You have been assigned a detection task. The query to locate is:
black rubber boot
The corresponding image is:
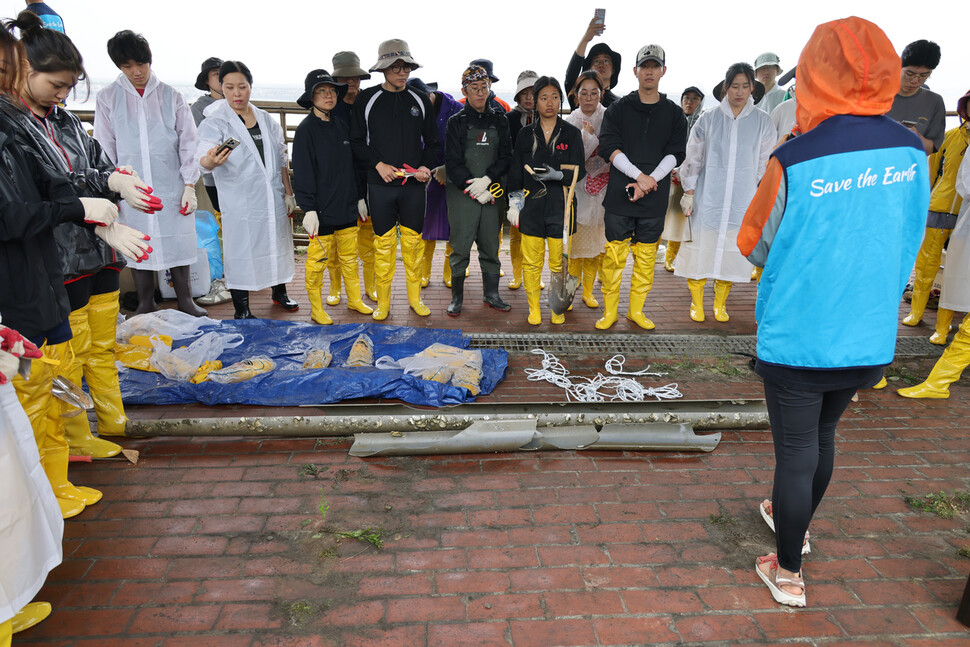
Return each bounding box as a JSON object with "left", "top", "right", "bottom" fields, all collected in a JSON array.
[
  {"left": 446, "top": 276, "right": 464, "bottom": 317},
  {"left": 170, "top": 265, "right": 207, "bottom": 317},
  {"left": 482, "top": 272, "right": 511, "bottom": 311},
  {"left": 131, "top": 268, "right": 158, "bottom": 315},
  {"left": 231, "top": 289, "right": 256, "bottom": 319},
  {"left": 272, "top": 284, "right": 299, "bottom": 311}
]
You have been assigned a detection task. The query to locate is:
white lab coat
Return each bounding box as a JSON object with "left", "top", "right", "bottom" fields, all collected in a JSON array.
[
  {"left": 564, "top": 104, "right": 608, "bottom": 259},
  {"left": 94, "top": 72, "right": 199, "bottom": 271},
  {"left": 0, "top": 382, "right": 62, "bottom": 623},
  {"left": 939, "top": 153, "right": 970, "bottom": 311},
  {"left": 196, "top": 100, "right": 293, "bottom": 291},
  {"left": 674, "top": 96, "right": 776, "bottom": 282}
]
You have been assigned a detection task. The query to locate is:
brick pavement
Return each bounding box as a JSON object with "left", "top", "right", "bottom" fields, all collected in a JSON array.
[{"left": 14, "top": 250, "right": 970, "bottom": 645}]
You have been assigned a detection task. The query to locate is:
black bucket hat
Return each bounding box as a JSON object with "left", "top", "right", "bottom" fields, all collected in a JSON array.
[
  {"left": 469, "top": 58, "right": 499, "bottom": 83},
  {"left": 584, "top": 43, "right": 621, "bottom": 90},
  {"left": 194, "top": 57, "right": 224, "bottom": 91},
  {"left": 297, "top": 69, "right": 347, "bottom": 109},
  {"left": 407, "top": 78, "right": 438, "bottom": 95},
  {"left": 712, "top": 79, "right": 766, "bottom": 104}
]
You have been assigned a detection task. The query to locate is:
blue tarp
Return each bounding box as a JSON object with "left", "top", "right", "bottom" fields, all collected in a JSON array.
[{"left": 118, "top": 320, "right": 508, "bottom": 407}]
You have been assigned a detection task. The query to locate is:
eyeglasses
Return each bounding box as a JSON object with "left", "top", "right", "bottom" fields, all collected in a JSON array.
[
  {"left": 388, "top": 64, "right": 412, "bottom": 74},
  {"left": 903, "top": 70, "right": 932, "bottom": 81},
  {"left": 466, "top": 85, "right": 489, "bottom": 94},
  {"left": 591, "top": 57, "right": 612, "bottom": 67}
]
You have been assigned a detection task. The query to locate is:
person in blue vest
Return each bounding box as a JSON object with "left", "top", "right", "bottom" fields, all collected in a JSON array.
[
  {"left": 737, "top": 17, "right": 930, "bottom": 608},
  {"left": 23, "top": 0, "right": 63, "bottom": 33}
]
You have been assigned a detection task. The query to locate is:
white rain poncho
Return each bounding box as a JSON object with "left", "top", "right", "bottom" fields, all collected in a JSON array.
[
  {"left": 196, "top": 100, "right": 294, "bottom": 291},
  {"left": 0, "top": 383, "right": 62, "bottom": 623},
  {"left": 564, "top": 103, "right": 608, "bottom": 259},
  {"left": 94, "top": 72, "right": 199, "bottom": 271},
  {"left": 674, "top": 96, "right": 776, "bottom": 282},
  {"left": 940, "top": 152, "right": 970, "bottom": 311}
]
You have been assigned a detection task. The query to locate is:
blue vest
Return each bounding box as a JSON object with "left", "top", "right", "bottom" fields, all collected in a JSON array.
[{"left": 757, "top": 114, "right": 929, "bottom": 369}]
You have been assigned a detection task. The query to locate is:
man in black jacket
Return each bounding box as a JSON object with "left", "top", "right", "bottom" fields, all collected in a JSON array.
[
  {"left": 444, "top": 65, "right": 513, "bottom": 316},
  {"left": 595, "top": 44, "right": 687, "bottom": 331},
  {"left": 350, "top": 39, "right": 438, "bottom": 320}
]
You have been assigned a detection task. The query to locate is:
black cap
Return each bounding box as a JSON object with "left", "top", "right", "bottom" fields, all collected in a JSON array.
[
  {"left": 469, "top": 58, "right": 499, "bottom": 82},
  {"left": 681, "top": 86, "right": 704, "bottom": 100},
  {"left": 297, "top": 69, "right": 347, "bottom": 110},
  {"left": 407, "top": 78, "right": 438, "bottom": 95},
  {"left": 195, "top": 57, "right": 224, "bottom": 91}
]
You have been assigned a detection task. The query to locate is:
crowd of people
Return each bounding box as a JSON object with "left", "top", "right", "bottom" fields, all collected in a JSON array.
[{"left": 0, "top": 2, "right": 966, "bottom": 638}]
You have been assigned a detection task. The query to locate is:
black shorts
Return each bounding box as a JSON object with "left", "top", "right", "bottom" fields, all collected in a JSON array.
[
  {"left": 367, "top": 182, "right": 426, "bottom": 236},
  {"left": 604, "top": 211, "right": 663, "bottom": 245}
]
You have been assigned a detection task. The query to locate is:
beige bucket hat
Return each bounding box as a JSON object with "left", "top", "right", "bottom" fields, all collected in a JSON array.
[{"left": 369, "top": 39, "right": 421, "bottom": 73}]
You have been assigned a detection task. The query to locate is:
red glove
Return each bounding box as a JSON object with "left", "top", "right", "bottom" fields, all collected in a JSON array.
[{"left": 0, "top": 325, "right": 42, "bottom": 359}]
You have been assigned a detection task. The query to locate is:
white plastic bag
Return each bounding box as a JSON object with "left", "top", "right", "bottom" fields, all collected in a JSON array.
[
  {"left": 148, "top": 331, "right": 243, "bottom": 382},
  {"left": 117, "top": 310, "right": 220, "bottom": 343}
]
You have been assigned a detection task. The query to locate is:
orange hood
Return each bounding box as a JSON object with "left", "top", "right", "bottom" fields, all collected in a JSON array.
[{"left": 796, "top": 17, "right": 900, "bottom": 133}]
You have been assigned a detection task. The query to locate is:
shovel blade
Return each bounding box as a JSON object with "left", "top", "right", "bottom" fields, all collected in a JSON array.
[{"left": 547, "top": 272, "right": 580, "bottom": 315}]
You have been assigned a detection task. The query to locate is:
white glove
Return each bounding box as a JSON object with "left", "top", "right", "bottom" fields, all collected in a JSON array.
[
  {"left": 179, "top": 185, "right": 197, "bottom": 215},
  {"left": 357, "top": 198, "right": 368, "bottom": 221},
  {"left": 302, "top": 210, "right": 319, "bottom": 238},
  {"left": 285, "top": 194, "right": 298, "bottom": 216},
  {"left": 476, "top": 190, "right": 493, "bottom": 205},
  {"left": 465, "top": 175, "right": 491, "bottom": 200},
  {"left": 80, "top": 197, "right": 119, "bottom": 226},
  {"left": 95, "top": 222, "right": 151, "bottom": 262},
  {"left": 107, "top": 170, "right": 155, "bottom": 212},
  {"left": 507, "top": 203, "right": 520, "bottom": 227},
  {"left": 680, "top": 193, "right": 694, "bottom": 217},
  {"left": 0, "top": 349, "right": 17, "bottom": 385}
]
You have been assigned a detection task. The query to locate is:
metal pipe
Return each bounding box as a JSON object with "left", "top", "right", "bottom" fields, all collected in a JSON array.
[{"left": 126, "top": 399, "right": 768, "bottom": 437}]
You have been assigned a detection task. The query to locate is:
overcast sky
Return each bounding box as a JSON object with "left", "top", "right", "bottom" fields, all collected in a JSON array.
[{"left": 48, "top": 1, "right": 967, "bottom": 111}]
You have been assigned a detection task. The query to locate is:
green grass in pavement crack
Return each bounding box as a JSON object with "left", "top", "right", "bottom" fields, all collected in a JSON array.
[
  {"left": 299, "top": 463, "right": 320, "bottom": 477},
  {"left": 904, "top": 490, "right": 970, "bottom": 519},
  {"left": 708, "top": 510, "right": 738, "bottom": 525},
  {"left": 334, "top": 527, "right": 387, "bottom": 550},
  {"left": 884, "top": 362, "right": 922, "bottom": 385}
]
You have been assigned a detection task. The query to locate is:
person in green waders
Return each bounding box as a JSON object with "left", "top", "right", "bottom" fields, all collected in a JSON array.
[{"left": 443, "top": 65, "right": 513, "bottom": 315}]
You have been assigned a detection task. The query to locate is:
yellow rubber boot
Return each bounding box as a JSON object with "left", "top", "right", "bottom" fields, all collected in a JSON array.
[
  {"left": 326, "top": 235, "right": 341, "bottom": 306},
  {"left": 713, "top": 280, "right": 732, "bottom": 322},
  {"left": 11, "top": 602, "right": 51, "bottom": 634},
  {"left": 13, "top": 342, "right": 86, "bottom": 519},
  {"left": 595, "top": 239, "right": 630, "bottom": 330},
  {"left": 547, "top": 237, "right": 566, "bottom": 324},
  {"left": 400, "top": 227, "right": 431, "bottom": 316},
  {"left": 930, "top": 308, "right": 954, "bottom": 345},
  {"left": 664, "top": 241, "right": 680, "bottom": 272},
  {"left": 443, "top": 242, "right": 454, "bottom": 288},
  {"left": 626, "top": 242, "right": 658, "bottom": 330},
  {"left": 508, "top": 227, "right": 523, "bottom": 289},
  {"left": 63, "top": 305, "right": 121, "bottom": 458},
  {"left": 898, "top": 313, "right": 970, "bottom": 399},
  {"left": 421, "top": 239, "right": 435, "bottom": 287},
  {"left": 872, "top": 377, "right": 888, "bottom": 389},
  {"left": 498, "top": 226, "right": 505, "bottom": 276},
  {"left": 335, "top": 227, "right": 373, "bottom": 315},
  {"left": 903, "top": 227, "right": 950, "bottom": 326},
  {"left": 86, "top": 291, "right": 128, "bottom": 437},
  {"left": 582, "top": 256, "right": 601, "bottom": 308},
  {"left": 751, "top": 266, "right": 763, "bottom": 282},
  {"left": 305, "top": 236, "right": 333, "bottom": 325},
  {"left": 521, "top": 233, "right": 546, "bottom": 325},
  {"left": 357, "top": 218, "right": 377, "bottom": 302},
  {"left": 371, "top": 228, "right": 397, "bottom": 321},
  {"left": 1, "top": 618, "right": 10, "bottom": 647},
  {"left": 688, "top": 278, "right": 707, "bottom": 322}
]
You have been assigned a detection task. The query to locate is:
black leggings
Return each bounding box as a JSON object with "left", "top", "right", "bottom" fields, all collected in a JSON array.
[
  {"left": 763, "top": 379, "right": 857, "bottom": 573},
  {"left": 367, "top": 182, "right": 426, "bottom": 236},
  {"left": 205, "top": 184, "right": 220, "bottom": 213}
]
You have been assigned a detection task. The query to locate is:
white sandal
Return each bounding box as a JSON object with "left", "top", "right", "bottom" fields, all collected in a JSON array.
[
  {"left": 756, "top": 553, "right": 806, "bottom": 607},
  {"left": 760, "top": 499, "right": 811, "bottom": 555}
]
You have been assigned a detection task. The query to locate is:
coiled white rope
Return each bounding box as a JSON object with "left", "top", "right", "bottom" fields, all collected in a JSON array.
[{"left": 524, "top": 349, "right": 683, "bottom": 402}]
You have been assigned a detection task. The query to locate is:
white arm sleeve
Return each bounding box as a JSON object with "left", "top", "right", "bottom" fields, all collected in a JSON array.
[
  {"left": 612, "top": 152, "right": 641, "bottom": 181},
  {"left": 648, "top": 155, "right": 677, "bottom": 183}
]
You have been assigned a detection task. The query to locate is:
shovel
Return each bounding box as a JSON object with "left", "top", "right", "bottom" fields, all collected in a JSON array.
[{"left": 548, "top": 164, "right": 581, "bottom": 316}]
